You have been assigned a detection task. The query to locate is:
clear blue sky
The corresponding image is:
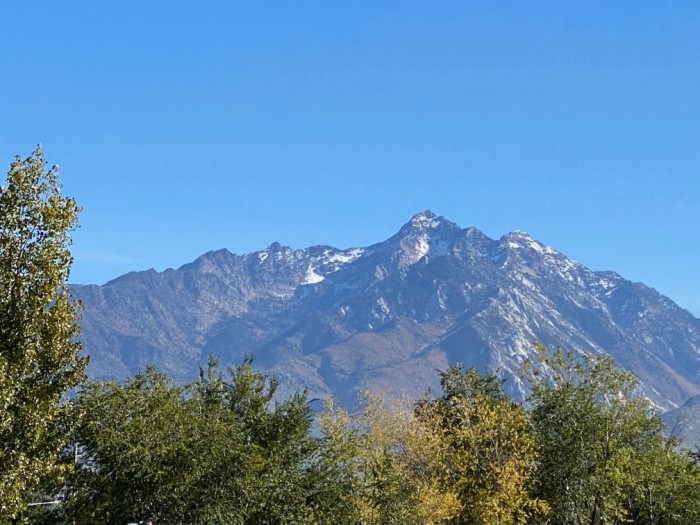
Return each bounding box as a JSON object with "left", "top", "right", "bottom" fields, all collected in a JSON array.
[{"left": 1, "top": 2, "right": 699, "bottom": 315}]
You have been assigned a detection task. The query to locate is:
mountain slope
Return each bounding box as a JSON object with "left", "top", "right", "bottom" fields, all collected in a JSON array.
[
  {"left": 663, "top": 395, "right": 700, "bottom": 449},
  {"left": 72, "top": 211, "right": 700, "bottom": 409}
]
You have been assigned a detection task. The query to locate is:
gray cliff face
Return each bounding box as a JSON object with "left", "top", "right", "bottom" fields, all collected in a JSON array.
[
  {"left": 662, "top": 395, "right": 700, "bottom": 449},
  {"left": 72, "top": 211, "right": 700, "bottom": 409}
]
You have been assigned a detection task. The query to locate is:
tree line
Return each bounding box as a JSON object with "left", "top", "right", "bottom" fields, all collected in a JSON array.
[
  {"left": 25, "top": 350, "right": 700, "bottom": 525},
  {"left": 2, "top": 150, "right": 700, "bottom": 525}
]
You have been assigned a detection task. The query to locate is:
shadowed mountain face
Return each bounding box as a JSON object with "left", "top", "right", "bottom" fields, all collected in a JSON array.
[
  {"left": 662, "top": 395, "right": 700, "bottom": 449},
  {"left": 72, "top": 211, "right": 700, "bottom": 409}
]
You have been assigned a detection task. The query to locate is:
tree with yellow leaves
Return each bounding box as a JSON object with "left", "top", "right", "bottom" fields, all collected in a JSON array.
[
  {"left": 318, "top": 392, "right": 461, "bottom": 525},
  {"left": 417, "top": 365, "right": 548, "bottom": 525}
]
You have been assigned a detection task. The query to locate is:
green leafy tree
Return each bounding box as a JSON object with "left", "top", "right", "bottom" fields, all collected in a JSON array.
[
  {"left": 438, "top": 363, "right": 507, "bottom": 402},
  {"left": 624, "top": 442, "right": 700, "bottom": 525},
  {"left": 64, "top": 367, "right": 199, "bottom": 523},
  {"left": 64, "top": 356, "right": 323, "bottom": 525},
  {"left": 210, "top": 355, "right": 321, "bottom": 525},
  {"left": 524, "top": 344, "right": 678, "bottom": 525},
  {"left": 0, "top": 148, "right": 86, "bottom": 523}
]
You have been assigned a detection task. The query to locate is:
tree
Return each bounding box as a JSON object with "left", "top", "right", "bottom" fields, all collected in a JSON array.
[
  {"left": 317, "top": 391, "right": 460, "bottom": 525},
  {"left": 211, "top": 355, "right": 320, "bottom": 525},
  {"left": 418, "top": 365, "right": 547, "bottom": 525},
  {"left": 64, "top": 356, "right": 322, "bottom": 525},
  {"left": 0, "top": 148, "right": 86, "bottom": 523},
  {"left": 624, "top": 442, "right": 700, "bottom": 525},
  {"left": 317, "top": 376, "right": 545, "bottom": 525},
  {"left": 64, "top": 367, "right": 198, "bottom": 523},
  {"left": 523, "top": 344, "right": 677, "bottom": 525}
]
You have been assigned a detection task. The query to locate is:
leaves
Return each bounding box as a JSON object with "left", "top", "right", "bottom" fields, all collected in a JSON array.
[
  {"left": 420, "top": 365, "right": 547, "bottom": 525},
  {"left": 0, "top": 148, "right": 86, "bottom": 523},
  {"left": 525, "top": 344, "right": 700, "bottom": 525},
  {"left": 51, "top": 344, "right": 700, "bottom": 524},
  {"left": 318, "top": 391, "right": 461, "bottom": 525},
  {"left": 63, "top": 358, "right": 319, "bottom": 525}
]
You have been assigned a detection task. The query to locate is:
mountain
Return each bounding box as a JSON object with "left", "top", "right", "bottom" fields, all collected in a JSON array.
[
  {"left": 662, "top": 395, "right": 700, "bottom": 449},
  {"left": 72, "top": 211, "right": 700, "bottom": 409}
]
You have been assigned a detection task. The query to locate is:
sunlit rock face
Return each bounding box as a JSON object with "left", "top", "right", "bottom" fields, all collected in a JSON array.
[{"left": 73, "top": 211, "right": 700, "bottom": 410}]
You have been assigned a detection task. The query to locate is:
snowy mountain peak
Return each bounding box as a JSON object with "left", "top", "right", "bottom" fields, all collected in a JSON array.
[
  {"left": 503, "top": 230, "right": 535, "bottom": 243},
  {"left": 73, "top": 214, "right": 700, "bottom": 412},
  {"left": 389, "top": 212, "right": 463, "bottom": 267},
  {"left": 411, "top": 209, "right": 439, "bottom": 224},
  {"left": 403, "top": 210, "right": 459, "bottom": 232},
  {"left": 502, "top": 230, "right": 557, "bottom": 255}
]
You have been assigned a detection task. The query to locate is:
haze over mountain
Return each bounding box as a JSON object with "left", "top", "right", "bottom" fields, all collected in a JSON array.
[{"left": 72, "top": 211, "right": 700, "bottom": 410}]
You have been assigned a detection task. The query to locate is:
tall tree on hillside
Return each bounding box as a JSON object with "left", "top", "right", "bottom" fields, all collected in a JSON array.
[{"left": 0, "top": 148, "right": 86, "bottom": 522}]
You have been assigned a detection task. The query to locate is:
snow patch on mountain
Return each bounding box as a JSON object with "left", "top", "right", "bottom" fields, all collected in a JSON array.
[
  {"left": 303, "top": 265, "right": 325, "bottom": 284},
  {"left": 327, "top": 248, "right": 365, "bottom": 264}
]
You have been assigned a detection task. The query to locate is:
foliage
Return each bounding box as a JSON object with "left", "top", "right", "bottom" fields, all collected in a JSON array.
[
  {"left": 63, "top": 356, "right": 322, "bottom": 525},
  {"left": 5, "top": 148, "right": 700, "bottom": 525},
  {"left": 0, "top": 148, "right": 86, "bottom": 523},
  {"left": 438, "top": 363, "right": 507, "bottom": 402},
  {"left": 623, "top": 442, "right": 700, "bottom": 525},
  {"left": 318, "top": 391, "right": 460, "bottom": 525},
  {"left": 418, "top": 364, "right": 547, "bottom": 525},
  {"left": 523, "top": 343, "right": 700, "bottom": 525}
]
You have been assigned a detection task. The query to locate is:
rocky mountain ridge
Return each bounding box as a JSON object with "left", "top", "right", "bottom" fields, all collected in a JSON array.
[{"left": 73, "top": 211, "right": 700, "bottom": 409}]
